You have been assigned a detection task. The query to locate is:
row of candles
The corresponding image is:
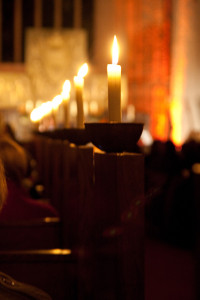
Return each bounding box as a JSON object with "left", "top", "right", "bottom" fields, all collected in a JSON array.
[{"left": 30, "top": 35, "right": 122, "bottom": 129}]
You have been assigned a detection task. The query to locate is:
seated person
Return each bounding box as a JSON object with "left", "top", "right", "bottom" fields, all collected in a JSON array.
[
  {"left": 0, "top": 155, "right": 52, "bottom": 299},
  {"left": 0, "top": 135, "right": 58, "bottom": 222},
  {"left": 0, "top": 155, "right": 7, "bottom": 210}
]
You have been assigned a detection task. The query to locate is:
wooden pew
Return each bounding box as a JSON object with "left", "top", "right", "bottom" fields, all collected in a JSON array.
[
  {"left": 46, "top": 139, "right": 67, "bottom": 213},
  {"left": 91, "top": 151, "right": 145, "bottom": 300},
  {"left": 32, "top": 134, "right": 145, "bottom": 298},
  {"left": 33, "top": 134, "right": 69, "bottom": 212},
  {"left": 61, "top": 144, "right": 94, "bottom": 249},
  {"left": 0, "top": 217, "right": 62, "bottom": 250},
  {"left": 58, "top": 144, "right": 95, "bottom": 298},
  {"left": 191, "top": 163, "right": 200, "bottom": 299},
  {"left": 0, "top": 249, "right": 77, "bottom": 300},
  {"left": 33, "top": 134, "right": 47, "bottom": 183},
  {"left": 32, "top": 134, "right": 94, "bottom": 249},
  {"left": 32, "top": 134, "right": 60, "bottom": 201}
]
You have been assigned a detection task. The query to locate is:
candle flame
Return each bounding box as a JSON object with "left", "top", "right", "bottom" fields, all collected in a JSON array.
[
  {"left": 112, "top": 35, "right": 119, "bottom": 65},
  {"left": 62, "top": 80, "right": 71, "bottom": 99},
  {"left": 30, "top": 101, "right": 53, "bottom": 122},
  {"left": 63, "top": 80, "right": 71, "bottom": 93},
  {"left": 30, "top": 108, "right": 42, "bottom": 122},
  {"left": 42, "top": 101, "right": 53, "bottom": 115},
  {"left": 52, "top": 95, "right": 62, "bottom": 110},
  {"left": 78, "top": 63, "right": 88, "bottom": 78}
]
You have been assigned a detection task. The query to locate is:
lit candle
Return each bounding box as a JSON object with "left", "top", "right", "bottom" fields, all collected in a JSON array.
[
  {"left": 74, "top": 63, "right": 88, "bottom": 128},
  {"left": 107, "top": 35, "right": 121, "bottom": 122},
  {"left": 61, "top": 80, "right": 71, "bottom": 128},
  {"left": 30, "top": 101, "right": 53, "bottom": 131},
  {"left": 52, "top": 95, "right": 62, "bottom": 127}
]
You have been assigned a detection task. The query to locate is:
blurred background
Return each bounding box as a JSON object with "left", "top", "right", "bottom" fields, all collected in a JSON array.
[{"left": 0, "top": 0, "right": 200, "bottom": 146}]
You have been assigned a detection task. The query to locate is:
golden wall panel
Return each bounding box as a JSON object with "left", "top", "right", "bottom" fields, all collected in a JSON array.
[
  {"left": 25, "top": 28, "right": 88, "bottom": 103},
  {"left": 0, "top": 71, "right": 32, "bottom": 108}
]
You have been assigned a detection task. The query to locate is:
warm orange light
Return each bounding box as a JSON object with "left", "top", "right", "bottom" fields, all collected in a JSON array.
[
  {"left": 155, "top": 114, "right": 167, "bottom": 140},
  {"left": 30, "top": 101, "right": 53, "bottom": 122},
  {"left": 62, "top": 80, "right": 71, "bottom": 100},
  {"left": 170, "top": 99, "right": 182, "bottom": 146},
  {"left": 74, "top": 63, "right": 88, "bottom": 128},
  {"left": 107, "top": 35, "right": 121, "bottom": 122},
  {"left": 150, "top": 87, "right": 169, "bottom": 141},
  {"left": 112, "top": 35, "right": 119, "bottom": 64},
  {"left": 62, "top": 80, "right": 71, "bottom": 128},
  {"left": 90, "top": 100, "right": 99, "bottom": 115},
  {"left": 77, "top": 63, "right": 88, "bottom": 78},
  {"left": 30, "top": 108, "right": 42, "bottom": 122},
  {"left": 52, "top": 95, "right": 62, "bottom": 111}
]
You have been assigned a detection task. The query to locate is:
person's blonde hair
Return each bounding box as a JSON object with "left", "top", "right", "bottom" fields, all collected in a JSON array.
[{"left": 0, "top": 135, "right": 28, "bottom": 183}]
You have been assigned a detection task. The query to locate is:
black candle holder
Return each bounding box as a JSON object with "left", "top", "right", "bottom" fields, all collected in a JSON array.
[
  {"left": 84, "top": 122, "right": 144, "bottom": 153},
  {"left": 34, "top": 128, "right": 90, "bottom": 146}
]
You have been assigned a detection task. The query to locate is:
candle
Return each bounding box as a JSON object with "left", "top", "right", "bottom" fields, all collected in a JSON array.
[
  {"left": 107, "top": 35, "right": 121, "bottom": 122},
  {"left": 61, "top": 80, "right": 71, "bottom": 128},
  {"left": 52, "top": 95, "right": 62, "bottom": 127},
  {"left": 74, "top": 63, "right": 88, "bottom": 128}
]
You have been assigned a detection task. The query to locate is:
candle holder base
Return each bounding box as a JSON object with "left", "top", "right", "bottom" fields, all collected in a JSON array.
[
  {"left": 34, "top": 128, "right": 90, "bottom": 146},
  {"left": 84, "top": 122, "right": 144, "bottom": 153}
]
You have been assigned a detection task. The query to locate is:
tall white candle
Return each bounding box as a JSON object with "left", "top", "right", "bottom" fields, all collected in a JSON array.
[
  {"left": 52, "top": 95, "right": 62, "bottom": 127},
  {"left": 74, "top": 63, "right": 88, "bottom": 128},
  {"left": 62, "top": 80, "right": 71, "bottom": 128},
  {"left": 74, "top": 75, "right": 84, "bottom": 128},
  {"left": 107, "top": 35, "right": 121, "bottom": 122}
]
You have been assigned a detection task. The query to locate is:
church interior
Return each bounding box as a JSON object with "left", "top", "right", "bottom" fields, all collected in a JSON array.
[{"left": 0, "top": 0, "right": 200, "bottom": 299}]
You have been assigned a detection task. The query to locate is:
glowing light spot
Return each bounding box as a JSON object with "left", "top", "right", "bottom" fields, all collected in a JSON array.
[
  {"left": 61, "top": 80, "right": 71, "bottom": 100},
  {"left": 170, "top": 99, "right": 182, "bottom": 146},
  {"left": 77, "top": 63, "right": 88, "bottom": 78},
  {"left": 112, "top": 35, "right": 119, "bottom": 65}
]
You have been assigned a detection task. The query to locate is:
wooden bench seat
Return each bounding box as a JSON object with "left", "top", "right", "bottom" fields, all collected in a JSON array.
[
  {"left": 0, "top": 249, "right": 77, "bottom": 300},
  {"left": 0, "top": 217, "right": 62, "bottom": 250}
]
